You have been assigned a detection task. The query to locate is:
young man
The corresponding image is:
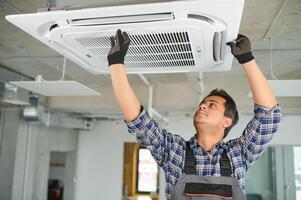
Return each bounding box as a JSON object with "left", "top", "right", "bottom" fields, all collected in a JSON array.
[{"left": 108, "top": 30, "right": 282, "bottom": 200}]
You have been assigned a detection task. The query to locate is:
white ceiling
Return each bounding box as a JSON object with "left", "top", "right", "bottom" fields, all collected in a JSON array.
[{"left": 0, "top": 0, "right": 300, "bottom": 117}]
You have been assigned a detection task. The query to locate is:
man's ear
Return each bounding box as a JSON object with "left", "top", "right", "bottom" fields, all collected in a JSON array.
[{"left": 224, "top": 117, "right": 232, "bottom": 128}]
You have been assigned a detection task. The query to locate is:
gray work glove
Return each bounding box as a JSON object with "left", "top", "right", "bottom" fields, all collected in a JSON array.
[
  {"left": 107, "top": 29, "right": 130, "bottom": 66},
  {"left": 226, "top": 34, "right": 254, "bottom": 64}
]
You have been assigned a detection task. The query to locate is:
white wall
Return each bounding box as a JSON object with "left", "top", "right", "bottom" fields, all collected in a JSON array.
[
  {"left": 75, "top": 120, "right": 136, "bottom": 200},
  {"left": 0, "top": 108, "right": 79, "bottom": 200},
  {"left": 76, "top": 113, "right": 301, "bottom": 200},
  {"left": 0, "top": 108, "right": 21, "bottom": 200},
  {"left": 11, "top": 120, "right": 78, "bottom": 200}
]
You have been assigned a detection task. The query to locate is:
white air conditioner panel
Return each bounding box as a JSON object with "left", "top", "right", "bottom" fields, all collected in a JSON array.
[
  {"left": 50, "top": 20, "right": 220, "bottom": 73},
  {"left": 6, "top": 0, "right": 244, "bottom": 74}
]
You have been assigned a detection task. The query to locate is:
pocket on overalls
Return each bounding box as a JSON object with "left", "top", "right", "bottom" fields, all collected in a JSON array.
[{"left": 184, "top": 182, "right": 232, "bottom": 200}]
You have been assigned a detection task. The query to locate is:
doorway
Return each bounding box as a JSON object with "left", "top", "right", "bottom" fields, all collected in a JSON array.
[{"left": 47, "top": 151, "right": 76, "bottom": 200}]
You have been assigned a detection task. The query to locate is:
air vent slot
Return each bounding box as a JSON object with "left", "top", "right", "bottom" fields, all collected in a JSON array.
[{"left": 69, "top": 13, "right": 174, "bottom": 26}]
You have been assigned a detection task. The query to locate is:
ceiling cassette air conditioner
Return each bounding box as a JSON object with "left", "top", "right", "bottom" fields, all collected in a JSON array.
[{"left": 6, "top": 0, "right": 244, "bottom": 74}]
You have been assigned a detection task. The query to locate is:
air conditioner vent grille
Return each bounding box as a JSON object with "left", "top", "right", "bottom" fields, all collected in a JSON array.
[{"left": 72, "top": 30, "right": 195, "bottom": 70}]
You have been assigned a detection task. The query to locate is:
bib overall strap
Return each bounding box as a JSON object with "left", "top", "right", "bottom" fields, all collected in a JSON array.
[
  {"left": 185, "top": 141, "right": 196, "bottom": 175},
  {"left": 220, "top": 150, "right": 232, "bottom": 177}
]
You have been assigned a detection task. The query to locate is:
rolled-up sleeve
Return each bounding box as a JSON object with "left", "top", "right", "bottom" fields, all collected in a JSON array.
[
  {"left": 125, "top": 106, "right": 152, "bottom": 134},
  {"left": 125, "top": 106, "right": 184, "bottom": 167},
  {"left": 238, "top": 104, "right": 282, "bottom": 169}
]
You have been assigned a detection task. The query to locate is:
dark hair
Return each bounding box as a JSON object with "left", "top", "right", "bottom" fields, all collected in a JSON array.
[{"left": 204, "top": 88, "right": 239, "bottom": 138}]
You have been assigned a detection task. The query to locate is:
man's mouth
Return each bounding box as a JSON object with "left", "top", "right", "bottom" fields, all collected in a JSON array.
[{"left": 197, "top": 111, "right": 207, "bottom": 117}]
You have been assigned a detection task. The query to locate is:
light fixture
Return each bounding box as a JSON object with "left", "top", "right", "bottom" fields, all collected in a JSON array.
[
  {"left": 10, "top": 79, "right": 101, "bottom": 96},
  {"left": 10, "top": 58, "right": 101, "bottom": 97}
]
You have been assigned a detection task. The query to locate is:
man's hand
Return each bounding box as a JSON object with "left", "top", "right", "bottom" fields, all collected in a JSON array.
[
  {"left": 226, "top": 34, "right": 254, "bottom": 64},
  {"left": 107, "top": 29, "right": 130, "bottom": 66}
]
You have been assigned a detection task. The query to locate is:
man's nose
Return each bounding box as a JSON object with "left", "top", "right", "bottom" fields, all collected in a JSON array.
[{"left": 200, "top": 103, "right": 207, "bottom": 110}]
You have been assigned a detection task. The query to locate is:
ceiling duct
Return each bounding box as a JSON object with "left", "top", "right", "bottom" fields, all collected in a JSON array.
[
  {"left": 268, "top": 80, "right": 301, "bottom": 97},
  {"left": 247, "top": 80, "right": 301, "bottom": 97},
  {"left": 0, "top": 83, "right": 30, "bottom": 105},
  {"left": 6, "top": 0, "right": 244, "bottom": 74},
  {"left": 0, "top": 65, "right": 33, "bottom": 107},
  {"left": 22, "top": 95, "right": 44, "bottom": 121}
]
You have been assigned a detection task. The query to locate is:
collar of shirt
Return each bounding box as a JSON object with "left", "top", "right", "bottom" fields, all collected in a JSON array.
[{"left": 189, "top": 135, "right": 227, "bottom": 156}]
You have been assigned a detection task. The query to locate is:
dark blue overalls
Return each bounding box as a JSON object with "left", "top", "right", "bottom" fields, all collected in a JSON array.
[{"left": 170, "top": 142, "right": 246, "bottom": 200}]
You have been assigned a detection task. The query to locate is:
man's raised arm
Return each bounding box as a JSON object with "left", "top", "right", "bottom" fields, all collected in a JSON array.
[
  {"left": 227, "top": 35, "right": 281, "bottom": 169},
  {"left": 227, "top": 34, "right": 277, "bottom": 108},
  {"left": 108, "top": 29, "right": 141, "bottom": 121},
  {"left": 242, "top": 60, "right": 277, "bottom": 108}
]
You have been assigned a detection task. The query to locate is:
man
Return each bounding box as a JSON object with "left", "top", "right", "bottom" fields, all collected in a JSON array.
[{"left": 108, "top": 30, "right": 282, "bottom": 200}]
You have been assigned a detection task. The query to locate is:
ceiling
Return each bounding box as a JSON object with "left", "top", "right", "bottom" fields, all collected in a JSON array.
[{"left": 0, "top": 0, "right": 300, "bottom": 118}]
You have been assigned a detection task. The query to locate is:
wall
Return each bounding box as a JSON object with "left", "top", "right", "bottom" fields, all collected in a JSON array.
[
  {"left": 0, "top": 108, "right": 21, "bottom": 200},
  {"left": 0, "top": 107, "right": 78, "bottom": 200},
  {"left": 76, "top": 113, "right": 301, "bottom": 200},
  {"left": 75, "top": 120, "right": 136, "bottom": 200},
  {"left": 12, "top": 122, "right": 78, "bottom": 200}
]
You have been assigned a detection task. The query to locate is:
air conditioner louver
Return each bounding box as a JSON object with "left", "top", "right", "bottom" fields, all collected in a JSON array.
[
  {"left": 6, "top": 0, "right": 244, "bottom": 74},
  {"left": 72, "top": 30, "right": 196, "bottom": 72},
  {"left": 69, "top": 13, "right": 174, "bottom": 26}
]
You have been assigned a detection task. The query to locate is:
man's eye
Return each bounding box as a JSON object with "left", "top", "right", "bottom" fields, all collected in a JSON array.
[{"left": 210, "top": 103, "right": 217, "bottom": 108}]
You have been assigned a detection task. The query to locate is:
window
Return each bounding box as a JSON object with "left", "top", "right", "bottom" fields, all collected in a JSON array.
[
  {"left": 137, "top": 148, "right": 159, "bottom": 193},
  {"left": 123, "top": 143, "right": 159, "bottom": 200}
]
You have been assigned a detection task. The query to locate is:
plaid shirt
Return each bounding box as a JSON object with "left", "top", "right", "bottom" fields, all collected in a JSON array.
[{"left": 125, "top": 104, "right": 282, "bottom": 200}]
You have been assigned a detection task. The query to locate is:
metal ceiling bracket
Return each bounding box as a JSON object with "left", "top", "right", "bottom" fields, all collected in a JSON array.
[{"left": 138, "top": 74, "right": 169, "bottom": 123}]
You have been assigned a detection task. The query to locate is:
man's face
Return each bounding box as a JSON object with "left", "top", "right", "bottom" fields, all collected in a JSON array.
[{"left": 193, "top": 96, "right": 231, "bottom": 133}]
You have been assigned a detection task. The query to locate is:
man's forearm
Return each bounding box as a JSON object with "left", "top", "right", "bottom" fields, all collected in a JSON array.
[
  {"left": 242, "top": 60, "right": 277, "bottom": 108},
  {"left": 110, "top": 64, "right": 141, "bottom": 121}
]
